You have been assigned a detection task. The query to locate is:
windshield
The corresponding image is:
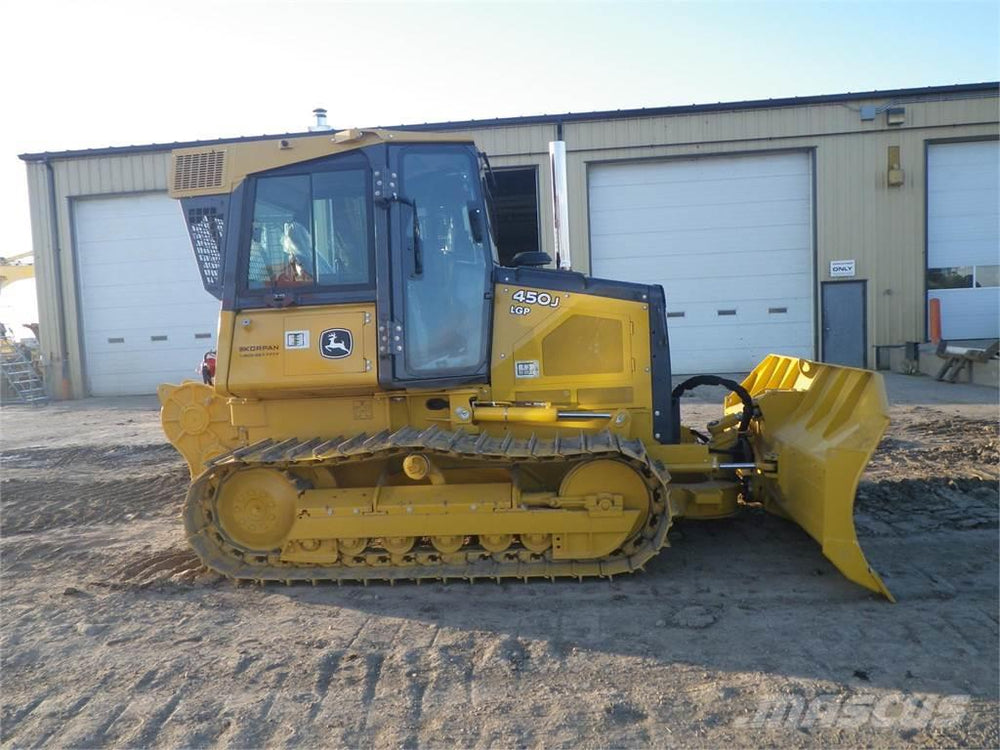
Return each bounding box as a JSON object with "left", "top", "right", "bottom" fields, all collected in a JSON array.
[{"left": 247, "top": 167, "right": 372, "bottom": 290}]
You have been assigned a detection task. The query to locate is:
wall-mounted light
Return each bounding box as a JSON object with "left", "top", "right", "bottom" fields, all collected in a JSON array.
[
  {"left": 886, "top": 106, "right": 906, "bottom": 126},
  {"left": 887, "top": 145, "right": 904, "bottom": 187}
]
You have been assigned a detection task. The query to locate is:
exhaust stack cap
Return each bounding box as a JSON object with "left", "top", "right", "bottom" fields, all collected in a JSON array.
[{"left": 309, "top": 108, "right": 333, "bottom": 132}]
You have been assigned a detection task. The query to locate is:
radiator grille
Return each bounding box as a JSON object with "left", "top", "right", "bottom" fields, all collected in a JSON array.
[{"left": 173, "top": 150, "right": 226, "bottom": 191}]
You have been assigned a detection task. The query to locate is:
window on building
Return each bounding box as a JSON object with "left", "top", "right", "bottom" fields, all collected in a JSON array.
[
  {"left": 490, "top": 167, "right": 540, "bottom": 266},
  {"left": 927, "top": 265, "right": 999, "bottom": 290}
]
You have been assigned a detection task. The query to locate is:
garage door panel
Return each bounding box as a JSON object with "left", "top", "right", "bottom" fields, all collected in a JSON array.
[
  {"left": 611, "top": 251, "right": 812, "bottom": 283},
  {"left": 81, "top": 276, "right": 215, "bottom": 305},
  {"left": 84, "top": 320, "right": 215, "bottom": 346},
  {"left": 928, "top": 141, "right": 997, "bottom": 167},
  {"left": 85, "top": 370, "right": 200, "bottom": 397},
  {"left": 927, "top": 141, "right": 999, "bottom": 340},
  {"left": 926, "top": 239, "right": 999, "bottom": 268},
  {"left": 77, "top": 238, "right": 197, "bottom": 271},
  {"left": 671, "top": 321, "right": 813, "bottom": 349},
  {"left": 664, "top": 295, "right": 811, "bottom": 320},
  {"left": 86, "top": 341, "right": 214, "bottom": 363},
  {"left": 928, "top": 223, "right": 998, "bottom": 250},
  {"left": 653, "top": 281, "right": 812, "bottom": 306},
  {"left": 591, "top": 179, "right": 810, "bottom": 211},
  {"left": 929, "top": 219, "right": 1000, "bottom": 242},
  {"left": 593, "top": 225, "right": 811, "bottom": 260},
  {"left": 590, "top": 152, "right": 814, "bottom": 374},
  {"left": 591, "top": 200, "right": 811, "bottom": 234},
  {"left": 591, "top": 155, "right": 809, "bottom": 188},
  {"left": 929, "top": 179, "right": 1000, "bottom": 205},
  {"left": 76, "top": 207, "right": 186, "bottom": 241},
  {"left": 670, "top": 340, "right": 812, "bottom": 374},
  {"left": 928, "top": 288, "right": 999, "bottom": 340},
  {"left": 84, "top": 345, "right": 211, "bottom": 375},
  {"left": 75, "top": 193, "right": 221, "bottom": 396},
  {"left": 81, "top": 271, "right": 203, "bottom": 296},
  {"left": 83, "top": 304, "right": 218, "bottom": 332}
]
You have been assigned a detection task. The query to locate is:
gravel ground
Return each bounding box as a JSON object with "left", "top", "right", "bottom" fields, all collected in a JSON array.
[{"left": 1, "top": 374, "right": 997, "bottom": 748}]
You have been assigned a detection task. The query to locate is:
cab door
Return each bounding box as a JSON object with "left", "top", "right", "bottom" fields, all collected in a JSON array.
[{"left": 383, "top": 144, "right": 493, "bottom": 386}]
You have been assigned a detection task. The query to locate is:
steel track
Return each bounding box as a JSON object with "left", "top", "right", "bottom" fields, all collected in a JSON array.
[{"left": 184, "top": 425, "right": 673, "bottom": 583}]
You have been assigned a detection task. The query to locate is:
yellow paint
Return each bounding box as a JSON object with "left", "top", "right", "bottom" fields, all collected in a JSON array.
[
  {"left": 169, "top": 129, "right": 473, "bottom": 198},
  {"left": 490, "top": 284, "right": 653, "bottom": 432},
  {"left": 225, "top": 304, "right": 377, "bottom": 397},
  {"left": 734, "top": 355, "right": 894, "bottom": 600}
]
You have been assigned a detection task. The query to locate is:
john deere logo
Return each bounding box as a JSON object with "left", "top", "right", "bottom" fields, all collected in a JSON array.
[{"left": 320, "top": 328, "right": 353, "bottom": 359}]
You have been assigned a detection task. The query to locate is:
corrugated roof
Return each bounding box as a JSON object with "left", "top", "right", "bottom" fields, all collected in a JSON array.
[{"left": 18, "top": 81, "right": 999, "bottom": 162}]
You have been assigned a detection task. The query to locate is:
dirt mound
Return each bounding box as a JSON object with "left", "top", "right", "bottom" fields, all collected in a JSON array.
[
  {"left": 856, "top": 478, "right": 999, "bottom": 537},
  {"left": 866, "top": 416, "right": 998, "bottom": 481}
]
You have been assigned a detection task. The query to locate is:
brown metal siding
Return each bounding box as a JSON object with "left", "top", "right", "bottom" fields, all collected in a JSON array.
[
  {"left": 562, "top": 96, "right": 998, "bottom": 365},
  {"left": 26, "top": 154, "right": 172, "bottom": 397}
]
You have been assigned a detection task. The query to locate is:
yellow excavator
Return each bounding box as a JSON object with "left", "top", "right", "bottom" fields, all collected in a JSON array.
[
  {"left": 0, "top": 253, "right": 35, "bottom": 295},
  {"left": 158, "top": 129, "right": 892, "bottom": 599}
]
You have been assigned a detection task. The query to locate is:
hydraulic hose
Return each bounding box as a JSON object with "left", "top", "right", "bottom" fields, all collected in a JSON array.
[{"left": 670, "top": 375, "right": 755, "bottom": 433}]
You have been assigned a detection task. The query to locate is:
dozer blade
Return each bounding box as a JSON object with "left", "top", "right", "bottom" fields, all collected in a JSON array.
[{"left": 728, "top": 355, "right": 893, "bottom": 601}]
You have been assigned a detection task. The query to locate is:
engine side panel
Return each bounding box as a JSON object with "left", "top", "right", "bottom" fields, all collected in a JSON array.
[{"left": 490, "top": 281, "right": 656, "bottom": 443}]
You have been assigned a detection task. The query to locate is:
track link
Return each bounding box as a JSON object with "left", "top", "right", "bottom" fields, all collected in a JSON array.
[{"left": 184, "top": 425, "right": 673, "bottom": 583}]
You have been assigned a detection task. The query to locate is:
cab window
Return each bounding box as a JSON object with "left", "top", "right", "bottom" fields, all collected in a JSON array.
[{"left": 247, "top": 168, "right": 372, "bottom": 290}]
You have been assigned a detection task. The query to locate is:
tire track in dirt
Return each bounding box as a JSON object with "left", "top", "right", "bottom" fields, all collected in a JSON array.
[
  {"left": 115, "top": 548, "right": 204, "bottom": 587},
  {"left": 130, "top": 692, "right": 185, "bottom": 748},
  {"left": 309, "top": 651, "right": 343, "bottom": 721},
  {"left": 28, "top": 692, "right": 99, "bottom": 748},
  {"left": 1, "top": 444, "right": 179, "bottom": 470},
  {"left": 7, "top": 673, "right": 118, "bottom": 748},
  {"left": 0, "top": 690, "right": 55, "bottom": 743},
  {"left": 401, "top": 648, "right": 430, "bottom": 750},
  {"left": 77, "top": 701, "right": 130, "bottom": 748},
  {"left": 2, "top": 472, "right": 187, "bottom": 535},
  {"left": 223, "top": 672, "right": 289, "bottom": 749}
]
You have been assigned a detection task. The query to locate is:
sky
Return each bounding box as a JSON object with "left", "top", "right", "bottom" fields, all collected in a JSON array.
[{"left": 0, "top": 0, "right": 997, "bottom": 331}]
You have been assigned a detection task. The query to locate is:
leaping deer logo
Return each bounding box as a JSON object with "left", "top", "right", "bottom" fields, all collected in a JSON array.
[{"left": 320, "top": 328, "right": 353, "bottom": 359}]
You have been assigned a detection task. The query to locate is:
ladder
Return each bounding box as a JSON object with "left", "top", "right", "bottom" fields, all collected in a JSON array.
[{"left": 1, "top": 335, "right": 47, "bottom": 405}]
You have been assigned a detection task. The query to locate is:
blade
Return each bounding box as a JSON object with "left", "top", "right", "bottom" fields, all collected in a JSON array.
[{"left": 732, "top": 355, "right": 894, "bottom": 601}]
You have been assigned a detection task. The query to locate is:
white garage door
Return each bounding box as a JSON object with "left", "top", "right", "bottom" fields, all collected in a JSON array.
[
  {"left": 589, "top": 152, "right": 814, "bottom": 374},
  {"left": 927, "top": 140, "right": 999, "bottom": 341},
  {"left": 75, "top": 193, "right": 221, "bottom": 396}
]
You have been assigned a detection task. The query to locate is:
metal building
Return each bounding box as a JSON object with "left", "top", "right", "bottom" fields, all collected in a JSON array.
[{"left": 19, "top": 82, "right": 999, "bottom": 398}]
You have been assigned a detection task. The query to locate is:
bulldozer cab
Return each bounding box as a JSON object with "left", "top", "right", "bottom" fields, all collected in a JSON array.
[{"left": 184, "top": 138, "right": 495, "bottom": 389}]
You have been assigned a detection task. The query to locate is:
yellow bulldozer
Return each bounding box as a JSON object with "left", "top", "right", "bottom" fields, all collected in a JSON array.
[{"left": 158, "top": 129, "right": 892, "bottom": 600}]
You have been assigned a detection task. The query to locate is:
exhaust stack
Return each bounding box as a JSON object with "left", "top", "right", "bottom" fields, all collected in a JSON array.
[
  {"left": 309, "top": 108, "right": 333, "bottom": 132},
  {"left": 549, "top": 141, "right": 571, "bottom": 270}
]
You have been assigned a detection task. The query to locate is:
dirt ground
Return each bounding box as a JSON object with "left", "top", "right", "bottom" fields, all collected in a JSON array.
[{"left": 1, "top": 374, "right": 997, "bottom": 749}]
